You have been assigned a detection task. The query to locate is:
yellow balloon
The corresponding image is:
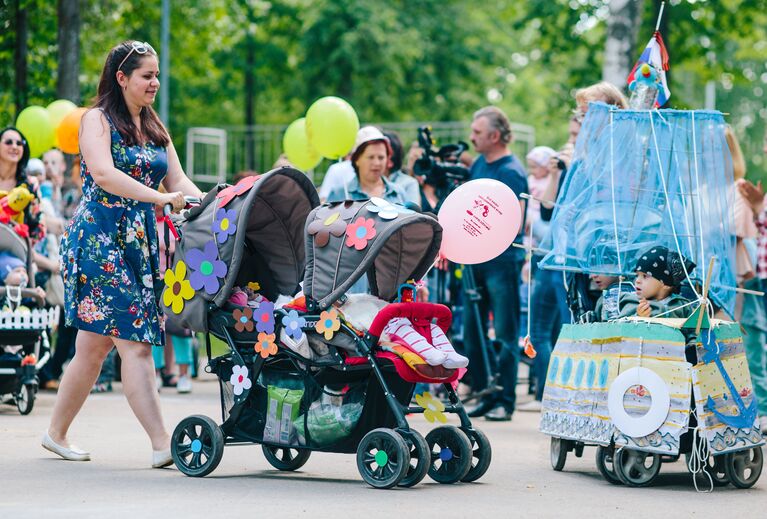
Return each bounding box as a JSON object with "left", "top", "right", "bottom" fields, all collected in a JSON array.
[
  {"left": 305, "top": 96, "right": 359, "bottom": 160},
  {"left": 283, "top": 118, "right": 322, "bottom": 171},
  {"left": 16, "top": 106, "right": 54, "bottom": 158}
]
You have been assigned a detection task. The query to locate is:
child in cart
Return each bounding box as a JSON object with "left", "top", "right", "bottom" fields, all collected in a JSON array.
[
  {"left": 589, "top": 246, "right": 695, "bottom": 321},
  {"left": 0, "top": 250, "right": 45, "bottom": 300}
]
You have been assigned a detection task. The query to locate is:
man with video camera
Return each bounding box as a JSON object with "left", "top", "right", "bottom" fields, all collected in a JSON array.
[{"left": 463, "top": 106, "right": 529, "bottom": 421}]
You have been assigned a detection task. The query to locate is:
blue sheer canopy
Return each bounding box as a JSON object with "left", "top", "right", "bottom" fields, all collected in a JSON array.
[{"left": 540, "top": 102, "right": 736, "bottom": 314}]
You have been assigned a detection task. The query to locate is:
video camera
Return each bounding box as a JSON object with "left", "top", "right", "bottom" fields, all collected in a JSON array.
[{"left": 413, "top": 126, "right": 471, "bottom": 190}]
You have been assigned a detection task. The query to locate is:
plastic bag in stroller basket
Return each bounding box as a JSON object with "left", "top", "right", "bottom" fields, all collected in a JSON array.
[{"left": 294, "top": 383, "right": 365, "bottom": 447}]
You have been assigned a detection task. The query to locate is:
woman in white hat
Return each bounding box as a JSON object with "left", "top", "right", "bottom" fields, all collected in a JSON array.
[{"left": 326, "top": 126, "right": 406, "bottom": 204}]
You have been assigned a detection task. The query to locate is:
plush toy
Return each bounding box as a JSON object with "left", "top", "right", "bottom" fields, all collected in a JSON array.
[
  {"left": 0, "top": 185, "right": 36, "bottom": 226},
  {"left": 629, "top": 62, "right": 661, "bottom": 109},
  {"left": 629, "top": 62, "right": 660, "bottom": 91}
]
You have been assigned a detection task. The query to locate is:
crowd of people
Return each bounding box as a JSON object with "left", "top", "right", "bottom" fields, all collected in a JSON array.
[{"left": 2, "top": 39, "right": 766, "bottom": 467}]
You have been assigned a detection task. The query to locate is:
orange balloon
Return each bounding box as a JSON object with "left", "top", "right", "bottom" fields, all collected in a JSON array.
[{"left": 56, "top": 107, "right": 87, "bottom": 154}]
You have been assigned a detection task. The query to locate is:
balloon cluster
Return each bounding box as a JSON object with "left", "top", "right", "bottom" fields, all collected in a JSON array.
[
  {"left": 15, "top": 100, "right": 87, "bottom": 157},
  {"left": 282, "top": 96, "right": 359, "bottom": 171}
]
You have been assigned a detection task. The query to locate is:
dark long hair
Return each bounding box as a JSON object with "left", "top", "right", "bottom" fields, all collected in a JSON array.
[
  {"left": 93, "top": 41, "right": 170, "bottom": 147},
  {"left": 0, "top": 126, "right": 31, "bottom": 185}
]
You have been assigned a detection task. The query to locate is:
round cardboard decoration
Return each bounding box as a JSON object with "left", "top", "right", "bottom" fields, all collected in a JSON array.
[{"left": 607, "top": 367, "right": 670, "bottom": 438}]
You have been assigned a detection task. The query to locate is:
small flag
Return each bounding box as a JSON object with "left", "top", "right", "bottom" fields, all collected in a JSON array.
[{"left": 627, "top": 31, "right": 671, "bottom": 107}]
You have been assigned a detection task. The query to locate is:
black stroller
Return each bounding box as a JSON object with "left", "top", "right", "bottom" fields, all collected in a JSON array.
[
  {"left": 162, "top": 168, "right": 491, "bottom": 488},
  {"left": 0, "top": 223, "right": 55, "bottom": 414}
]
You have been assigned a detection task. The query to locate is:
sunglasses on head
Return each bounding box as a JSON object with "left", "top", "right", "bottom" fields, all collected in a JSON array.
[
  {"left": 2, "top": 138, "right": 25, "bottom": 147},
  {"left": 117, "top": 41, "right": 155, "bottom": 71}
]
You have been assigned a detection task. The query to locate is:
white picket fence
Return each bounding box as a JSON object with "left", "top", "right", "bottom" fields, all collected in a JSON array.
[{"left": 0, "top": 306, "right": 60, "bottom": 331}]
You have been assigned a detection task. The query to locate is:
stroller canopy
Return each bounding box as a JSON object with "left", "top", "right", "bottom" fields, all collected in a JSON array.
[
  {"left": 163, "top": 167, "right": 319, "bottom": 332},
  {"left": 303, "top": 198, "right": 442, "bottom": 310},
  {"left": 539, "top": 102, "right": 736, "bottom": 314}
]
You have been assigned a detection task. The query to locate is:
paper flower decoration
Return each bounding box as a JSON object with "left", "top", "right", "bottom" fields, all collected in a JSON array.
[
  {"left": 216, "top": 174, "right": 261, "bottom": 207},
  {"left": 308, "top": 210, "right": 348, "bottom": 247},
  {"left": 233, "top": 307, "right": 254, "bottom": 332},
  {"left": 254, "top": 300, "right": 275, "bottom": 334},
  {"left": 247, "top": 281, "right": 261, "bottom": 291},
  {"left": 367, "top": 197, "right": 411, "bottom": 220},
  {"left": 187, "top": 240, "right": 228, "bottom": 295},
  {"left": 163, "top": 261, "right": 195, "bottom": 314},
  {"left": 254, "top": 332, "right": 278, "bottom": 358},
  {"left": 212, "top": 207, "right": 237, "bottom": 244},
  {"left": 229, "top": 364, "right": 252, "bottom": 396},
  {"left": 316, "top": 309, "right": 341, "bottom": 340},
  {"left": 345, "top": 217, "right": 377, "bottom": 250},
  {"left": 282, "top": 310, "right": 306, "bottom": 341},
  {"left": 415, "top": 392, "right": 447, "bottom": 423}
]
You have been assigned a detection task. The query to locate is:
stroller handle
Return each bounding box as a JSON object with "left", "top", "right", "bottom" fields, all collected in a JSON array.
[
  {"left": 163, "top": 196, "right": 202, "bottom": 217},
  {"left": 366, "top": 302, "right": 452, "bottom": 344}
]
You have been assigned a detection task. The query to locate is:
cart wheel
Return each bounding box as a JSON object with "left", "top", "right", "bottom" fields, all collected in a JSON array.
[
  {"left": 613, "top": 448, "right": 661, "bottom": 487},
  {"left": 396, "top": 429, "right": 430, "bottom": 488},
  {"left": 356, "top": 428, "right": 411, "bottom": 489},
  {"left": 425, "top": 425, "right": 472, "bottom": 484},
  {"left": 460, "top": 428, "right": 492, "bottom": 482},
  {"left": 171, "top": 415, "right": 225, "bottom": 477},
  {"left": 16, "top": 384, "right": 35, "bottom": 415},
  {"left": 595, "top": 445, "right": 623, "bottom": 485},
  {"left": 723, "top": 447, "right": 763, "bottom": 489},
  {"left": 262, "top": 445, "right": 311, "bottom": 471},
  {"left": 550, "top": 437, "right": 570, "bottom": 471}
]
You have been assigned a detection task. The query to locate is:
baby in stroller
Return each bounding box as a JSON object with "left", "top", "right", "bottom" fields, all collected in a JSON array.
[{"left": 0, "top": 223, "right": 53, "bottom": 415}]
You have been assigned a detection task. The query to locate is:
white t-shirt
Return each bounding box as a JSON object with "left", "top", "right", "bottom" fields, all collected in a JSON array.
[{"left": 318, "top": 160, "right": 355, "bottom": 201}]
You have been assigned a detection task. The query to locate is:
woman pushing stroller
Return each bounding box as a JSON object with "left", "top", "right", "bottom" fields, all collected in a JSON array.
[{"left": 42, "top": 40, "right": 202, "bottom": 467}]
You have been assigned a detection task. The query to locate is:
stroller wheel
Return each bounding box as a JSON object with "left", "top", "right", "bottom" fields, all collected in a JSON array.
[
  {"left": 613, "top": 448, "right": 661, "bottom": 487},
  {"left": 356, "top": 428, "right": 411, "bottom": 489},
  {"left": 262, "top": 445, "right": 311, "bottom": 471},
  {"left": 425, "top": 425, "right": 472, "bottom": 484},
  {"left": 705, "top": 455, "right": 730, "bottom": 487},
  {"left": 723, "top": 447, "right": 763, "bottom": 489},
  {"left": 396, "top": 429, "right": 430, "bottom": 488},
  {"left": 16, "top": 384, "right": 35, "bottom": 415},
  {"left": 460, "top": 427, "right": 492, "bottom": 482},
  {"left": 550, "top": 437, "right": 570, "bottom": 471},
  {"left": 171, "top": 415, "right": 225, "bottom": 477},
  {"left": 595, "top": 445, "right": 623, "bottom": 485}
]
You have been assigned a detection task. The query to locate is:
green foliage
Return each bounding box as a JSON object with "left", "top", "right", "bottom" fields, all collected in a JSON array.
[{"left": 1, "top": 0, "right": 766, "bottom": 177}]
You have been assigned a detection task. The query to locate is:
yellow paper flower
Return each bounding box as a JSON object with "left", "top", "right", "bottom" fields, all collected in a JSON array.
[
  {"left": 254, "top": 332, "right": 277, "bottom": 358},
  {"left": 162, "top": 261, "right": 195, "bottom": 314},
  {"left": 247, "top": 281, "right": 261, "bottom": 291},
  {"left": 316, "top": 309, "right": 341, "bottom": 340},
  {"left": 415, "top": 392, "right": 447, "bottom": 423}
]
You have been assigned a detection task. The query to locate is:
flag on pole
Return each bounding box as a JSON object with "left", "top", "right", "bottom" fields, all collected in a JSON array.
[{"left": 627, "top": 31, "right": 671, "bottom": 107}]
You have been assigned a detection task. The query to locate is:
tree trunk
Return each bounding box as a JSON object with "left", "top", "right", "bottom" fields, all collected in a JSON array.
[
  {"left": 57, "top": 0, "right": 81, "bottom": 103},
  {"left": 14, "top": 0, "right": 28, "bottom": 117},
  {"left": 602, "top": 0, "right": 645, "bottom": 88}
]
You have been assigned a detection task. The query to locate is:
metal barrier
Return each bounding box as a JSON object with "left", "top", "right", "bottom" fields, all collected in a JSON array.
[{"left": 186, "top": 121, "right": 535, "bottom": 186}]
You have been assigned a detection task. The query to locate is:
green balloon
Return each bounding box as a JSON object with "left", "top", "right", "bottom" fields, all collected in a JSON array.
[
  {"left": 16, "top": 106, "right": 54, "bottom": 158},
  {"left": 305, "top": 96, "right": 359, "bottom": 160},
  {"left": 283, "top": 118, "right": 322, "bottom": 171}
]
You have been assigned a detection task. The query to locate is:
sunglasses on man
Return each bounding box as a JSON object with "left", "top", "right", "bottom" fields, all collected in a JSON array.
[{"left": 118, "top": 41, "right": 156, "bottom": 71}]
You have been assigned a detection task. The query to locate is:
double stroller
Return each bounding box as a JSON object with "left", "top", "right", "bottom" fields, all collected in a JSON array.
[
  {"left": 0, "top": 223, "right": 56, "bottom": 414},
  {"left": 163, "top": 168, "right": 491, "bottom": 488}
]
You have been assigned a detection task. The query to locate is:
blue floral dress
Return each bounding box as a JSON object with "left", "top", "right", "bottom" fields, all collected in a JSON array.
[{"left": 61, "top": 111, "right": 166, "bottom": 345}]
